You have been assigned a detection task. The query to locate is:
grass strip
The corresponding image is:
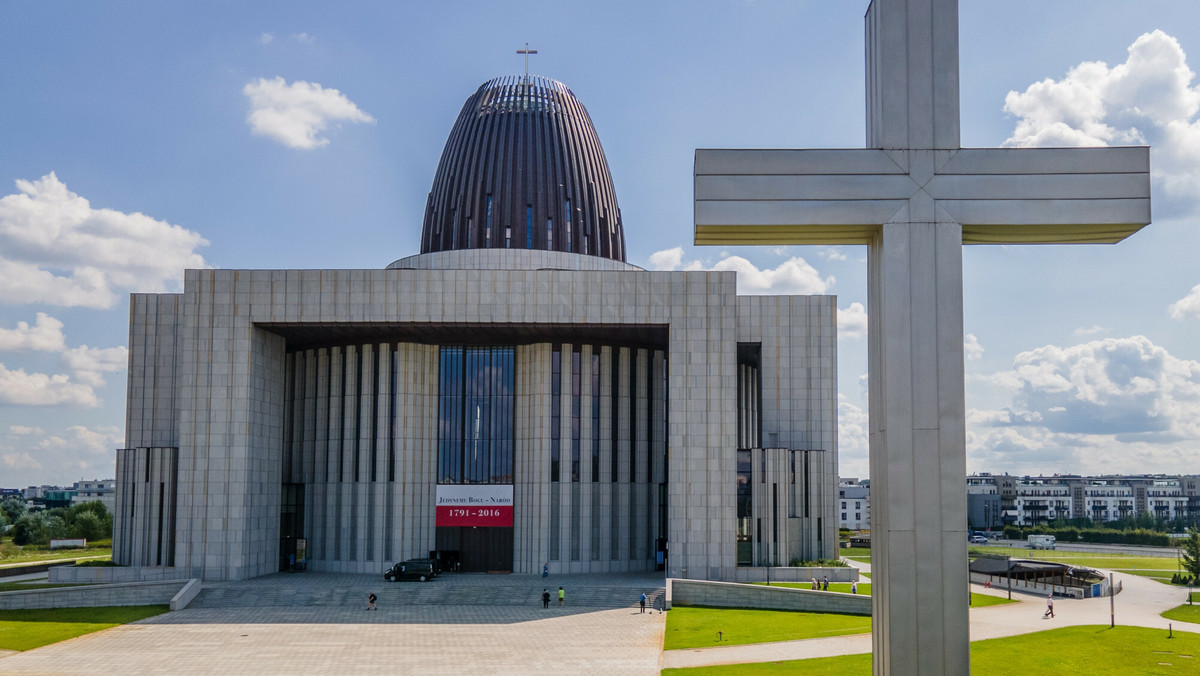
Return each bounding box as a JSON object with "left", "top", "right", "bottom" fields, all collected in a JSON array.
[
  {"left": 0, "top": 605, "right": 168, "bottom": 651},
  {"left": 663, "top": 625, "right": 1200, "bottom": 675},
  {"left": 664, "top": 607, "right": 870, "bottom": 650}
]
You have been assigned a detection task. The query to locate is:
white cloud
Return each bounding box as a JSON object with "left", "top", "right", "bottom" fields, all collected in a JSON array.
[
  {"left": 838, "top": 302, "right": 867, "bottom": 340},
  {"left": 61, "top": 345, "right": 128, "bottom": 387},
  {"left": 964, "top": 333, "right": 984, "bottom": 361},
  {"left": 648, "top": 246, "right": 685, "bottom": 271},
  {"left": 8, "top": 425, "right": 44, "bottom": 435},
  {"left": 259, "top": 32, "right": 274, "bottom": 44},
  {"left": 838, "top": 394, "right": 869, "bottom": 478},
  {"left": 36, "top": 425, "right": 121, "bottom": 456},
  {"left": 1, "top": 451, "right": 42, "bottom": 472},
  {"left": 818, "top": 247, "right": 847, "bottom": 261},
  {"left": 1073, "top": 324, "right": 1108, "bottom": 337},
  {"left": 969, "top": 336, "right": 1200, "bottom": 474},
  {"left": 0, "top": 173, "right": 209, "bottom": 309},
  {"left": 0, "top": 313, "right": 66, "bottom": 352},
  {"left": 292, "top": 33, "right": 314, "bottom": 44},
  {"left": 1169, "top": 283, "right": 1200, "bottom": 319},
  {"left": 645, "top": 247, "right": 832, "bottom": 294},
  {"left": 713, "top": 256, "right": 832, "bottom": 294},
  {"left": 244, "top": 77, "right": 375, "bottom": 149},
  {"left": 0, "top": 363, "right": 99, "bottom": 407},
  {"left": 2, "top": 424, "right": 122, "bottom": 485},
  {"left": 1003, "top": 30, "right": 1200, "bottom": 204}
]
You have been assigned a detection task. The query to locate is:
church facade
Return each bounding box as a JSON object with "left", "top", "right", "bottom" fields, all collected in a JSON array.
[{"left": 113, "top": 75, "right": 838, "bottom": 581}]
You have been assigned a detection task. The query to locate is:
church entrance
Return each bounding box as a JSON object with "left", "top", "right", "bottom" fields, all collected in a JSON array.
[{"left": 436, "top": 526, "right": 513, "bottom": 572}]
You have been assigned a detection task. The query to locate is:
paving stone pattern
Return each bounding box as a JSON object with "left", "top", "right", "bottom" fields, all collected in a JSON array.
[{"left": 0, "top": 572, "right": 668, "bottom": 675}]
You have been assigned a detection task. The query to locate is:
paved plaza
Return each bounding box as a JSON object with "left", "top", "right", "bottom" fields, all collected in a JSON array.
[
  {"left": 0, "top": 572, "right": 668, "bottom": 675},
  {"left": 3, "top": 566, "right": 1199, "bottom": 674}
]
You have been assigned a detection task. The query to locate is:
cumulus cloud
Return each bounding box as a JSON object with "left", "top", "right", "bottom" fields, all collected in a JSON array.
[
  {"left": 1, "top": 450, "right": 42, "bottom": 472},
  {"left": 818, "top": 247, "right": 847, "bottom": 261},
  {"left": 1073, "top": 324, "right": 1108, "bottom": 337},
  {"left": 968, "top": 336, "right": 1200, "bottom": 474},
  {"left": 1003, "top": 30, "right": 1200, "bottom": 203},
  {"left": 61, "top": 345, "right": 128, "bottom": 387},
  {"left": 838, "top": 302, "right": 867, "bottom": 339},
  {"left": 964, "top": 333, "right": 984, "bottom": 361},
  {"left": 2, "top": 424, "right": 123, "bottom": 485},
  {"left": 646, "top": 247, "right": 833, "bottom": 294},
  {"left": 259, "top": 32, "right": 274, "bottom": 45},
  {"left": 0, "top": 173, "right": 209, "bottom": 309},
  {"left": 244, "top": 77, "right": 375, "bottom": 149},
  {"left": 8, "top": 425, "right": 44, "bottom": 435},
  {"left": 838, "top": 394, "right": 869, "bottom": 477},
  {"left": 0, "top": 313, "right": 66, "bottom": 351},
  {"left": 0, "top": 363, "right": 99, "bottom": 407},
  {"left": 1169, "top": 283, "right": 1200, "bottom": 319}
]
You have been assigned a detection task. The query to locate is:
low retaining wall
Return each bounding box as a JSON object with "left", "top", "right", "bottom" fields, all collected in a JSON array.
[
  {"left": 729, "top": 566, "right": 858, "bottom": 584},
  {"left": 0, "top": 561, "right": 76, "bottom": 578},
  {"left": 170, "top": 579, "right": 202, "bottom": 610},
  {"left": 667, "top": 578, "right": 871, "bottom": 616},
  {"left": 50, "top": 565, "right": 191, "bottom": 584},
  {"left": 0, "top": 579, "right": 190, "bottom": 610}
]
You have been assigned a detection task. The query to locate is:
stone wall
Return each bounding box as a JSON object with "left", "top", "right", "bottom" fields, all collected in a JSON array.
[
  {"left": 0, "top": 580, "right": 190, "bottom": 610},
  {"left": 49, "top": 565, "right": 191, "bottom": 584},
  {"left": 667, "top": 578, "right": 871, "bottom": 615}
]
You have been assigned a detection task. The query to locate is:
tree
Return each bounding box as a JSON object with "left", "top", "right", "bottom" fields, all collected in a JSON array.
[
  {"left": 1181, "top": 527, "right": 1200, "bottom": 581},
  {"left": 0, "top": 498, "right": 25, "bottom": 525}
]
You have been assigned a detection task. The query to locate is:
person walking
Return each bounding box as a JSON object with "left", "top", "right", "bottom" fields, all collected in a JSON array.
[
  {"left": 1044, "top": 594, "right": 1054, "bottom": 618},
  {"left": 851, "top": 580, "right": 858, "bottom": 594},
  {"left": 639, "top": 592, "right": 647, "bottom": 613},
  {"left": 367, "top": 592, "right": 377, "bottom": 611},
  {"left": 543, "top": 562, "right": 549, "bottom": 578},
  {"left": 822, "top": 576, "right": 829, "bottom": 591},
  {"left": 541, "top": 589, "right": 551, "bottom": 609},
  {"left": 558, "top": 586, "right": 565, "bottom": 607}
]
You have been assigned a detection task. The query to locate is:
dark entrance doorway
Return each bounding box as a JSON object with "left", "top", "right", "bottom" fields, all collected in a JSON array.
[
  {"left": 279, "top": 483, "right": 305, "bottom": 571},
  {"left": 436, "top": 526, "right": 513, "bottom": 572}
]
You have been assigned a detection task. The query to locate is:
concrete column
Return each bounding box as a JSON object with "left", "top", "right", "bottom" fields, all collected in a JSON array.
[{"left": 868, "top": 220, "right": 968, "bottom": 676}]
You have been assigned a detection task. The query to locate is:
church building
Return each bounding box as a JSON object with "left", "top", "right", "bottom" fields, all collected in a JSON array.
[{"left": 113, "top": 74, "right": 839, "bottom": 581}]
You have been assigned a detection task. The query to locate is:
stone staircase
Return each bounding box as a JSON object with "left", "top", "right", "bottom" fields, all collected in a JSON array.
[{"left": 188, "top": 573, "right": 665, "bottom": 610}]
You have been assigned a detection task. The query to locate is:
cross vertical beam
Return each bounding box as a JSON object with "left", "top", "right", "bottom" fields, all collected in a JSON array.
[{"left": 693, "top": 1, "right": 1150, "bottom": 674}]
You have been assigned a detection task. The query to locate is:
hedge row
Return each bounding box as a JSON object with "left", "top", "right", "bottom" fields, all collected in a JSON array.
[{"left": 1001, "top": 525, "right": 1171, "bottom": 547}]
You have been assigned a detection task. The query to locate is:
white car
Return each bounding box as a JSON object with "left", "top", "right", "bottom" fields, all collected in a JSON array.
[{"left": 969, "top": 535, "right": 988, "bottom": 544}]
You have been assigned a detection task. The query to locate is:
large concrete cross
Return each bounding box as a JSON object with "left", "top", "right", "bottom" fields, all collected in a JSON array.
[{"left": 694, "top": 1, "right": 1150, "bottom": 674}]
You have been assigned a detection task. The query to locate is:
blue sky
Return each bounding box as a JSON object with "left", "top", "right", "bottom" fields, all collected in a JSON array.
[{"left": 2, "top": 0, "right": 1199, "bottom": 486}]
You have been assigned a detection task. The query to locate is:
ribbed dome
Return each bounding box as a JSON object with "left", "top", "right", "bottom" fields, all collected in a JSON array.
[{"left": 420, "top": 75, "right": 626, "bottom": 262}]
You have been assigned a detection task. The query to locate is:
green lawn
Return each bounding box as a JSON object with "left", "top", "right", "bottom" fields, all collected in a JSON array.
[
  {"left": 0, "top": 544, "right": 112, "bottom": 568},
  {"left": 753, "top": 582, "right": 871, "bottom": 595},
  {"left": 1162, "top": 599, "right": 1200, "bottom": 624},
  {"left": 747, "top": 582, "right": 1010, "bottom": 608},
  {"left": 841, "top": 548, "right": 871, "bottom": 562},
  {"left": 663, "top": 625, "right": 1200, "bottom": 675},
  {"left": 664, "top": 607, "right": 871, "bottom": 650},
  {"left": 0, "top": 605, "right": 168, "bottom": 651}
]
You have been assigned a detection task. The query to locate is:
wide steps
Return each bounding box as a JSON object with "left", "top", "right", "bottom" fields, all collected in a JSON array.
[{"left": 190, "top": 580, "right": 665, "bottom": 610}]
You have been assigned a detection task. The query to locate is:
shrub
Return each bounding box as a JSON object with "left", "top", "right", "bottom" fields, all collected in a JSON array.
[{"left": 75, "top": 559, "right": 118, "bottom": 567}]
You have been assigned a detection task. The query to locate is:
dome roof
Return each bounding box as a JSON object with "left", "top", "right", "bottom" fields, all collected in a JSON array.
[{"left": 420, "top": 75, "right": 626, "bottom": 262}]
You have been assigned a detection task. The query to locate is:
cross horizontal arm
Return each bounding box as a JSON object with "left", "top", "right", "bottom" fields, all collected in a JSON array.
[
  {"left": 694, "top": 146, "right": 1150, "bottom": 246},
  {"left": 937, "top": 147, "right": 1150, "bottom": 243},
  {"left": 695, "top": 149, "right": 907, "bottom": 244}
]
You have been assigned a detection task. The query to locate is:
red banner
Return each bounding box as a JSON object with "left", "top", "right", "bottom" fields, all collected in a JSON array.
[
  {"left": 435, "top": 485, "right": 514, "bottom": 527},
  {"left": 436, "top": 505, "right": 514, "bottom": 527}
]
